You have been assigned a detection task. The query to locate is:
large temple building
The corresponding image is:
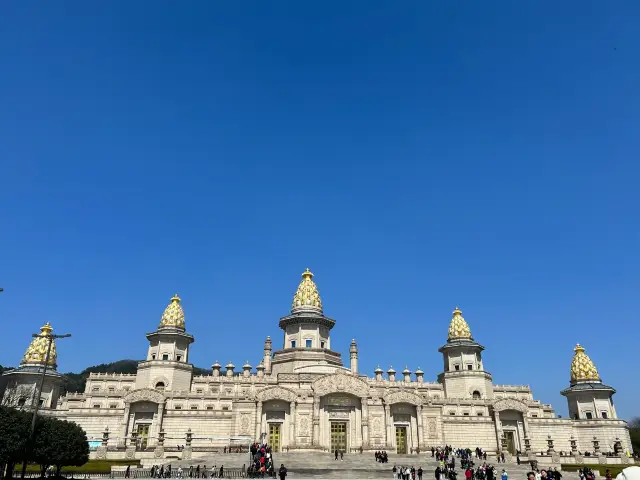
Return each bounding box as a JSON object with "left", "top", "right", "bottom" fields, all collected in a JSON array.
[{"left": 0, "top": 269, "right": 633, "bottom": 462}]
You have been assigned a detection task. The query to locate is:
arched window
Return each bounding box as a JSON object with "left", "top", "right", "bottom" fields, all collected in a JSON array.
[
  {"left": 155, "top": 382, "right": 165, "bottom": 392},
  {"left": 472, "top": 390, "right": 482, "bottom": 400}
]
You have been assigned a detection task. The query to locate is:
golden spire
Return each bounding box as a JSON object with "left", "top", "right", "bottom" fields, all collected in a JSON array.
[
  {"left": 447, "top": 307, "right": 473, "bottom": 341},
  {"left": 291, "top": 268, "right": 323, "bottom": 313},
  {"left": 21, "top": 322, "right": 58, "bottom": 368},
  {"left": 570, "top": 344, "right": 600, "bottom": 383},
  {"left": 159, "top": 294, "right": 185, "bottom": 330}
]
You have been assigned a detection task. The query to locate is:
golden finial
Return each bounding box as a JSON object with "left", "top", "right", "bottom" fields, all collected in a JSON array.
[
  {"left": 291, "top": 268, "right": 323, "bottom": 313},
  {"left": 21, "top": 322, "right": 58, "bottom": 368},
  {"left": 447, "top": 307, "right": 472, "bottom": 341},
  {"left": 159, "top": 293, "right": 185, "bottom": 330},
  {"left": 570, "top": 343, "right": 600, "bottom": 383}
]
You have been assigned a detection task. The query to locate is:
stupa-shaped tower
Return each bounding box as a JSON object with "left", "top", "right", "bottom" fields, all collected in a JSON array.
[
  {"left": 437, "top": 307, "right": 494, "bottom": 399},
  {"left": 561, "top": 344, "right": 617, "bottom": 420},
  {"left": 135, "top": 294, "right": 195, "bottom": 392},
  {"left": 271, "top": 269, "right": 344, "bottom": 374},
  {"left": 0, "top": 322, "right": 65, "bottom": 410}
]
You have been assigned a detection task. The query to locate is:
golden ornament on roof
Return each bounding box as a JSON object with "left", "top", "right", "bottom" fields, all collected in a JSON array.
[
  {"left": 291, "top": 268, "right": 323, "bottom": 313},
  {"left": 570, "top": 344, "right": 600, "bottom": 383},
  {"left": 447, "top": 307, "right": 473, "bottom": 341},
  {"left": 21, "top": 322, "right": 58, "bottom": 367},
  {"left": 159, "top": 294, "right": 185, "bottom": 330}
]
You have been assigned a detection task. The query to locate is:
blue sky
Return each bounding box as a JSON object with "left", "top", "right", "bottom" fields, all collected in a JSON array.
[{"left": 1, "top": 2, "right": 638, "bottom": 420}]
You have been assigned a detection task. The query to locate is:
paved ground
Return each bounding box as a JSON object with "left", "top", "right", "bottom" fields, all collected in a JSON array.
[{"left": 142, "top": 452, "right": 584, "bottom": 479}]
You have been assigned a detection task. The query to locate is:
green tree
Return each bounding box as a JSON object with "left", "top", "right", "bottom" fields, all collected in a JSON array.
[
  {"left": 31, "top": 416, "right": 89, "bottom": 476},
  {"left": 0, "top": 406, "right": 30, "bottom": 478}
]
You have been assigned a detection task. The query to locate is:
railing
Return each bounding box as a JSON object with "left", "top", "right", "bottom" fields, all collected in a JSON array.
[{"left": 19, "top": 468, "right": 250, "bottom": 479}]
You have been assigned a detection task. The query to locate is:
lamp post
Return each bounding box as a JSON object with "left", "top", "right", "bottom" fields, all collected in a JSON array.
[{"left": 20, "top": 328, "right": 71, "bottom": 479}]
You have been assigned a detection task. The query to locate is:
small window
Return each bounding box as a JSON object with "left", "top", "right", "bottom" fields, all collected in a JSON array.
[
  {"left": 449, "top": 411, "right": 456, "bottom": 416},
  {"left": 222, "top": 406, "right": 229, "bottom": 411},
  {"left": 477, "top": 412, "right": 483, "bottom": 416},
  {"left": 151, "top": 354, "right": 156, "bottom": 360},
  {"left": 321, "top": 341, "right": 325, "bottom": 348},
  {"left": 532, "top": 414, "right": 538, "bottom": 418},
  {"left": 305, "top": 339, "right": 312, "bottom": 348},
  {"left": 472, "top": 391, "right": 482, "bottom": 400},
  {"left": 177, "top": 355, "right": 182, "bottom": 362},
  {"left": 585, "top": 412, "right": 593, "bottom": 419},
  {"left": 155, "top": 382, "right": 165, "bottom": 392},
  {"left": 433, "top": 395, "right": 440, "bottom": 399},
  {"left": 175, "top": 405, "right": 182, "bottom": 410},
  {"left": 467, "top": 364, "right": 473, "bottom": 371},
  {"left": 39, "top": 398, "right": 45, "bottom": 407},
  {"left": 206, "top": 406, "right": 213, "bottom": 410},
  {"left": 454, "top": 364, "right": 460, "bottom": 371},
  {"left": 93, "top": 404, "right": 101, "bottom": 409},
  {"left": 108, "top": 387, "right": 115, "bottom": 393},
  {"left": 290, "top": 340, "right": 296, "bottom": 348},
  {"left": 162, "top": 354, "right": 169, "bottom": 361},
  {"left": 110, "top": 404, "right": 117, "bottom": 409},
  {"left": 601, "top": 412, "right": 608, "bottom": 419},
  {"left": 196, "top": 389, "right": 203, "bottom": 394},
  {"left": 92, "top": 387, "right": 100, "bottom": 392},
  {"left": 190, "top": 405, "right": 198, "bottom": 410},
  {"left": 463, "top": 412, "right": 469, "bottom": 416}
]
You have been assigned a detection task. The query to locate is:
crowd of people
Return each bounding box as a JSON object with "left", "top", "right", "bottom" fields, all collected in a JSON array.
[{"left": 376, "top": 451, "right": 390, "bottom": 463}]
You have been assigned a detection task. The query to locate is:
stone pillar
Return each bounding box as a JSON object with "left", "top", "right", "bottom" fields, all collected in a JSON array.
[
  {"left": 416, "top": 405, "right": 424, "bottom": 450},
  {"left": 155, "top": 404, "right": 165, "bottom": 445},
  {"left": 384, "top": 403, "right": 393, "bottom": 449},
  {"left": 154, "top": 429, "right": 165, "bottom": 459},
  {"left": 350, "top": 340, "right": 358, "bottom": 375},
  {"left": 312, "top": 397, "right": 320, "bottom": 446},
  {"left": 493, "top": 410, "right": 502, "bottom": 452},
  {"left": 120, "top": 403, "right": 131, "bottom": 447},
  {"left": 592, "top": 436, "right": 600, "bottom": 454},
  {"left": 264, "top": 337, "right": 272, "bottom": 374},
  {"left": 289, "top": 402, "right": 296, "bottom": 448},
  {"left": 96, "top": 427, "right": 109, "bottom": 459},
  {"left": 255, "top": 401, "right": 263, "bottom": 440},
  {"left": 362, "top": 400, "right": 369, "bottom": 448}
]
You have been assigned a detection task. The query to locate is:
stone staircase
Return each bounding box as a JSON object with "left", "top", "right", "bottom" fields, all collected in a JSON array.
[{"left": 148, "top": 452, "right": 583, "bottom": 479}]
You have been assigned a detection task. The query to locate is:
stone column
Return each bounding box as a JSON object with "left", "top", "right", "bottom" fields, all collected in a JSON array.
[
  {"left": 120, "top": 403, "right": 131, "bottom": 447},
  {"left": 312, "top": 397, "right": 320, "bottom": 446},
  {"left": 289, "top": 402, "right": 296, "bottom": 448},
  {"left": 255, "top": 401, "right": 263, "bottom": 440},
  {"left": 416, "top": 405, "right": 424, "bottom": 450},
  {"left": 384, "top": 403, "right": 393, "bottom": 449},
  {"left": 493, "top": 410, "right": 502, "bottom": 451},
  {"left": 361, "top": 399, "right": 369, "bottom": 448},
  {"left": 155, "top": 404, "right": 165, "bottom": 446}
]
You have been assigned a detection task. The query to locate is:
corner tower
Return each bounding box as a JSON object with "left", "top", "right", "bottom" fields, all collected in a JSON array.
[
  {"left": 271, "top": 269, "right": 344, "bottom": 375},
  {"left": 135, "top": 294, "right": 195, "bottom": 392},
  {"left": 437, "top": 308, "right": 494, "bottom": 400},
  {"left": 561, "top": 344, "right": 617, "bottom": 420},
  {"left": 0, "top": 322, "right": 65, "bottom": 409}
]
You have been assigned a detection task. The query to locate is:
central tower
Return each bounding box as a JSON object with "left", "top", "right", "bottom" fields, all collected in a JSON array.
[{"left": 270, "top": 269, "right": 344, "bottom": 375}]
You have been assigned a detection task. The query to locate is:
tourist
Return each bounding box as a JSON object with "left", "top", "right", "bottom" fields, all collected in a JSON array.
[
  {"left": 278, "top": 464, "right": 287, "bottom": 480},
  {"left": 527, "top": 473, "right": 536, "bottom": 480},
  {"left": 501, "top": 469, "right": 508, "bottom": 480},
  {"left": 418, "top": 467, "right": 424, "bottom": 480},
  {"left": 335, "top": 449, "right": 339, "bottom": 460}
]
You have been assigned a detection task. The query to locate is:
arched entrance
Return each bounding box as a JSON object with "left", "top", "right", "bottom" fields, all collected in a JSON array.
[
  {"left": 255, "top": 386, "right": 298, "bottom": 452},
  {"left": 383, "top": 391, "right": 424, "bottom": 454},
  {"left": 492, "top": 398, "right": 530, "bottom": 455},
  {"left": 121, "top": 388, "right": 166, "bottom": 449}
]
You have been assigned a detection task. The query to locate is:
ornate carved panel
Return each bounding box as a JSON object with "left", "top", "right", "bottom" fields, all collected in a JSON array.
[
  {"left": 312, "top": 372, "right": 369, "bottom": 398},
  {"left": 123, "top": 388, "right": 165, "bottom": 405},
  {"left": 329, "top": 410, "right": 350, "bottom": 419},
  {"left": 326, "top": 395, "right": 356, "bottom": 406},
  {"left": 383, "top": 390, "right": 423, "bottom": 406},
  {"left": 298, "top": 415, "right": 310, "bottom": 436},
  {"left": 492, "top": 398, "right": 528, "bottom": 413},
  {"left": 427, "top": 418, "right": 437, "bottom": 438},
  {"left": 256, "top": 386, "right": 297, "bottom": 403},
  {"left": 266, "top": 411, "right": 285, "bottom": 421},
  {"left": 240, "top": 413, "right": 250, "bottom": 434},
  {"left": 373, "top": 416, "right": 383, "bottom": 437}
]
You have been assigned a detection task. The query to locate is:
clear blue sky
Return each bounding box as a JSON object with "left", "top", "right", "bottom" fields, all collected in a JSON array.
[{"left": 1, "top": 2, "right": 638, "bottom": 420}]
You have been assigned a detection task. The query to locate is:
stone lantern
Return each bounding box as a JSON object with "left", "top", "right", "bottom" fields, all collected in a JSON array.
[
  {"left": 415, "top": 367, "right": 424, "bottom": 383},
  {"left": 402, "top": 366, "right": 412, "bottom": 383},
  {"left": 242, "top": 361, "right": 252, "bottom": 378},
  {"left": 212, "top": 360, "right": 222, "bottom": 377},
  {"left": 225, "top": 361, "right": 235, "bottom": 377},
  {"left": 592, "top": 436, "right": 600, "bottom": 454},
  {"left": 256, "top": 361, "right": 265, "bottom": 378},
  {"left": 374, "top": 366, "right": 383, "bottom": 381},
  {"left": 387, "top": 366, "right": 396, "bottom": 382},
  {"left": 547, "top": 435, "right": 555, "bottom": 454}
]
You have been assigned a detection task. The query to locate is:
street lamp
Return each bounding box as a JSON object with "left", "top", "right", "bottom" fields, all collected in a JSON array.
[{"left": 20, "top": 328, "right": 71, "bottom": 479}]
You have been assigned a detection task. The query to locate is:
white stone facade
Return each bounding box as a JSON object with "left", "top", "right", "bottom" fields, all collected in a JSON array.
[{"left": 0, "top": 272, "right": 634, "bottom": 461}]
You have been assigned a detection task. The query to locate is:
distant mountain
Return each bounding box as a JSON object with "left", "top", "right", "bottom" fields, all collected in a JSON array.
[{"left": 61, "top": 360, "right": 211, "bottom": 393}]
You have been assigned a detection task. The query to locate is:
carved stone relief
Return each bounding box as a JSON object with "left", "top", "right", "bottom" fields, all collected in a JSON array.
[
  {"left": 299, "top": 415, "right": 310, "bottom": 436},
  {"left": 373, "top": 416, "right": 383, "bottom": 437},
  {"left": 492, "top": 398, "right": 528, "bottom": 413},
  {"left": 384, "top": 390, "right": 423, "bottom": 406},
  {"left": 428, "top": 418, "right": 437, "bottom": 438},
  {"left": 312, "top": 373, "right": 369, "bottom": 398},
  {"left": 123, "top": 388, "right": 165, "bottom": 405},
  {"left": 256, "top": 386, "right": 297, "bottom": 403},
  {"left": 240, "top": 413, "right": 250, "bottom": 434}
]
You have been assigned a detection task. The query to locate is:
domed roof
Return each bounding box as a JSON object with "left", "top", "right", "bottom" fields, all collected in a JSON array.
[
  {"left": 570, "top": 344, "right": 600, "bottom": 383},
  {"left": 447, "top": 307, "right": 472, "bottom": 341},
  {"left": 291, "top": 268, "right": 323, "bottom": 313},
  {"left": 159, "top": 294, "right": 185, "bottom": 330},
  {"left": 21, "top": 322, "right": 57, "bottom": 368}
]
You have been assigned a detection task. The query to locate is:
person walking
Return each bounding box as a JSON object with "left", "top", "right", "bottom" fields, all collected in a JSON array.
[
  {"left": 278, "top": 464, "right": 287, "bottom": 480},
  {"left": 501, "top": 469, "right": 508, "bottom": 480}
]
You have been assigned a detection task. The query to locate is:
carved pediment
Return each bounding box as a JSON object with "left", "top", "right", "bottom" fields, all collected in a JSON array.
[
  {"left": 256, "top": 386, "right": 297, "bottom": 403},
  {"left": 383, "top": 390, "right": 423, "bottom": 406},
  {"left": 312, "top": 372, "right": 369, "bottom": 398},
  {"left": 123, "top": 388, "right": 165, "bottom": 405},
  {"left": 492, "top": 398, "right": 528, "bottom": 413}
]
